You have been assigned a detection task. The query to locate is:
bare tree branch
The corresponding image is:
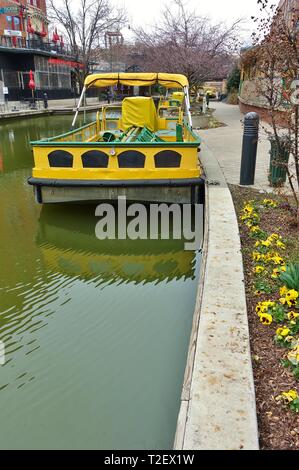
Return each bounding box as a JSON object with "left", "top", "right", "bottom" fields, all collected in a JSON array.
[
  {"left": 47, "top": 0, "right": 127, "bottom": 86},
  {"left": 131, "top": 0, "right": 243, "bottom": 89}
]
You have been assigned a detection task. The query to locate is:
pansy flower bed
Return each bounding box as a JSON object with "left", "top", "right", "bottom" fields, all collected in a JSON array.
[{"left": 230, "top": 186, "right": 299, "bottom": 450}]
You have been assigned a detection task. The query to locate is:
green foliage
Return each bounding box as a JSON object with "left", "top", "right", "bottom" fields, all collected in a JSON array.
[
  {"left": 249, "top": 229, "right": 268, "bottom": 240},
  {"left": 255, "top": 280, "right": 273, "bottom": 294},
  {"left": 280, "top": 264, "right": 299, "bottom": 291},
  {"left": 290, "top": 398, "right": 299, "bottom": 412},
  {"left": 281, "top": 359, "right": 291, "bottom": 368},
  {"left": 275, "top": 336, "right": 292, "bottom": 349},
  {"left": 281, "top": 359, "right": 299, "bottom": 381},
  {"left": 227, "top": 67, "right": 241, "bottom": 93},
  {"left": 290, "top": 320, "right": 299, "bottom": 336},
  {"left": 272, "top": 304, "right": 287, "bottom": 323}
]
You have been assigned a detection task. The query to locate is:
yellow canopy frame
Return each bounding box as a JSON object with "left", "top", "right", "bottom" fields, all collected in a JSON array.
[
  {"left": 84, "top": 72, "right": 189, "bottom": 89},
  {"left": 72, "top": 73, "right": 192, "bottom": 129}
]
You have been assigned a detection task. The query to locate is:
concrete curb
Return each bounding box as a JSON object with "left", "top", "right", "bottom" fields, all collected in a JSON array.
[
  {"left": 0, "top": 101, "right": 122, "bottom": 121},
  {"left": 174, "top": 141, "right": 259, "bottom": 450},
  {"left": 0, "top": 106, "right": 99, "bottom": 121}
]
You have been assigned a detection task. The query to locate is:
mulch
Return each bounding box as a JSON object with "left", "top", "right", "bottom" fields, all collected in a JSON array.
[{"left": 229, "top": 185, "right": 299, "bottom": 450}]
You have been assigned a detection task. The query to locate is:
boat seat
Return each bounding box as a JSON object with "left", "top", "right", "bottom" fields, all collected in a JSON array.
[
  {"left": 135, "top": 127, "right": 164, "bottom": 143},
  {"left": 122, "top": 97, "right": 158, "bottom": 132},
  {"left": 156, "top": 130, "right": 177, "bottom": 137}
]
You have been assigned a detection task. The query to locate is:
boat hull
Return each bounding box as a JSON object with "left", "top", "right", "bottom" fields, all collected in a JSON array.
[{"left": 28, "top": 177, "right": 205, "bottom": 204}]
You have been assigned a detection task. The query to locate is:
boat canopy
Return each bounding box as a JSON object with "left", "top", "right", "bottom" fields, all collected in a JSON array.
[{"left": 84, "top": 73, "right": 189, "bottom": 89}]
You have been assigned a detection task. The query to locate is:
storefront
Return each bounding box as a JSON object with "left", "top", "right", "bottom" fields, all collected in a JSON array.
[{"left": 0, "top": 49, "right": 79, "bottom": 100}]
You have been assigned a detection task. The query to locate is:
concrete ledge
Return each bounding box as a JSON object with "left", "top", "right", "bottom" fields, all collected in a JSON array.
[
  {"left": 174, "top": 142, "right": 259, "bottom": 450},
  {"left": 0, "top": 106, "right": 99, "bottom": 121},
  {"left": 0, "top": 109, "right": 54, "bottom": 120}
]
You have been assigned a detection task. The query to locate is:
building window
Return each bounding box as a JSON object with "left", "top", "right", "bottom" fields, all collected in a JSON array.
[
  {"left": 28, "top": 0, "right": 40, "bottom": 7},
  {"left": 6, "top": 16, "right": 21, "bottom": 31}
]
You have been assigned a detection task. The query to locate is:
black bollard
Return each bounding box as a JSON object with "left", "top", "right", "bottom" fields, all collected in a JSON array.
[
  {"left": 43, "top": 93, "right": 48, "bottom": 109},
  {"left": 240, "top": 112, "right": 260, "bottom": 185}
]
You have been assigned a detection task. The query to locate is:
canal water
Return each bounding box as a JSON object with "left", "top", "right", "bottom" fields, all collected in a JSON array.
[{"left": 0, "top": 114, "right": 201, "bottom": 450}]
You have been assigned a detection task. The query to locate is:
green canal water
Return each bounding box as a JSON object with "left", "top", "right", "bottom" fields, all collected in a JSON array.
[{"left": 0, "top": 114, "right": 201, "bottom": 450}]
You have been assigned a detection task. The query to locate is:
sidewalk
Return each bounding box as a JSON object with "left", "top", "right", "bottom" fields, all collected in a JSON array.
[{"left": 198, "top": 102, "right": 273, "bottom": 191}]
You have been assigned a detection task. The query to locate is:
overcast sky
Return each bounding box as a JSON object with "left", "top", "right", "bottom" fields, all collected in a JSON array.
[{"left": 115, "top": 0, "right": 280, "bottom": 45}]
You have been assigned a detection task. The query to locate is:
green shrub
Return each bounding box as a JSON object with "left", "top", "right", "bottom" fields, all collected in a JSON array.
[
  {"left": 227, "top": 67, "right": 241, "bottom": 93},
  {"left": 280, "top": 264, "right": 299, "bottom": 291}
]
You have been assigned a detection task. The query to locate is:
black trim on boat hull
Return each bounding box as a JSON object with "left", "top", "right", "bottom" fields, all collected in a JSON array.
[{"left": 28, "top": 177, "right": 205, "bottom": 188}]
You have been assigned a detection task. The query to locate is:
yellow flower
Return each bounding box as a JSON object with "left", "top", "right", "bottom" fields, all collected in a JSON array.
[
  {"left": 283, "top": 290, "right": 299, "bottom": 308},
  {"left": 286, "top": 290, "right": 299, "bottom": 301},
  {"left": 272, "top": 269, "right": 280, "bottom": 279},
  {"left": 253, "top": 251, "right": 261, "bottom": 262},
  {"left": 280, "top": 286, "right": 288, "bottom": 297},
  {"left": 276, "top": 240, "right": 286, "bottom": 250},
  {"left": 280, "top": 390, "right": 298, "bottom": 403},
  {"left": 244, "top": 204, "right": 254, "bottom": 214},
  {"left": 268, "top": 233, "right": 280, "bottom": 241},
  {"left": 261, "top": 240, "right": 272, "bottom": 248},
  {"left": 276, "top": 327, "right": 291, "bottom": 338},
  {"left": 256, "top": 303, "right": 265, "bottom": 314},
  {"left": 256, "top": 305, "right": 267, "bottom": 315},
  {"left": 263, "top": 301, "right": 276, "bottom": 308},
  {"left": 288, "top": 346, "right": 299, "bottom": 363},
  {"left": 250, "top": 226, "right": 260, "bottom": 233},
  {"left": 271, "top": 256, "right": 285, "bottom": 266},
  {"left": 259, "top": 313, "right": 273, "bottom": 325},
  {"left": 256, "top": 301, "right": 275, "bottom": 315},
  {"left": 272, "top": 266, "right": 286, "bottom": 279},
  {"left": 288, "top": 311, "right": 299, "bottom": 321},
  {"left": 285, "top": 336, "right": 295, "bottom": 343},
  {"left": 254, "top": 266, "right": 266, "bottom": 274},
  {"left": 263, "top": 199, "right": 278, "bottom": 208}
]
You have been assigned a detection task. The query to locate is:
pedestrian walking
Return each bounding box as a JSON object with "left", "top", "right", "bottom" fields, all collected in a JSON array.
[
  {"left": 206, "top": 92, "right": 210, "bottom": 108},
  {"left": 106, "top": 89, "right": 111, "bottom": 104}
]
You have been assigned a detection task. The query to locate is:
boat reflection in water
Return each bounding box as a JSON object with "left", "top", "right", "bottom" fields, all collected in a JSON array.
[{"left": 37, "top": 204, "right": 199, "bottom": 286}]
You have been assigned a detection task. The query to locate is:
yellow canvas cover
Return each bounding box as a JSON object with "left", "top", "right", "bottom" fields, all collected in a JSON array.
[
  {"left": 122, "top": 97, "right": 157, "bottom": 132},
  {"left": 84, "top": 73, "right": 189, "bottom": 89},
  {"left": 172, "top": 92, "right": 184, "bottom": 102}
]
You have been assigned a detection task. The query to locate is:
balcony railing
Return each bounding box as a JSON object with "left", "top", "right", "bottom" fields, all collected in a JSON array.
[{"left": 0, "top": 36, "right": 77, "bottom": 59}]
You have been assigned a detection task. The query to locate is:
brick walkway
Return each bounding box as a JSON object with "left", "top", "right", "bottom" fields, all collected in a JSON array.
[{"left": 198, "top": 101, "right": 279, "bottom": 192}]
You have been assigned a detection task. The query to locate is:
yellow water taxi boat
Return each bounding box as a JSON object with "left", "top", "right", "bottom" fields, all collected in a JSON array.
[{"left": 28, "top": 73, "right": 203, "bottom": 204}]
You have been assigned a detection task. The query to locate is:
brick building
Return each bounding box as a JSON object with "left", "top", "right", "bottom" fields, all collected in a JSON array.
[
  {"left": 0, "top": 0, "right": 79, "bottom": 100},
  {"left": 238, "top": 0, "right": 299, "bottom": 121}
]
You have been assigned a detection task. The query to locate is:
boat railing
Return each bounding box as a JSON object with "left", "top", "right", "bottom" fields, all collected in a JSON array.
[
  {"left": 42, "top": 121, "right": 98, "bottom": 144},
  {"left": 97, "top": 105, "right": 122, "bottom": 132},
  {"left": 158, "top": 104, "right": 184, "bottom": 125}
]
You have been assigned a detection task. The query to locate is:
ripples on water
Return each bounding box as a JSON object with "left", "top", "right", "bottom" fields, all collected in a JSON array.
[{"left": 0, "top": 114, "right": 201, "bottom": 449}]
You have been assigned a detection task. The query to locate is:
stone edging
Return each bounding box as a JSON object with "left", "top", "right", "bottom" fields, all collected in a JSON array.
[{"left": 174, "top": 142, "right": 259, "bottom": 450}]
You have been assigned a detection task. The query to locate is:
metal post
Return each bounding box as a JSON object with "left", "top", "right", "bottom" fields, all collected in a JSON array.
[
  {"left": 240, "top": 112, "right": 260, "bottom": 185},
  {"left": 83, "top": 90, "right": 86, "bottom": 125},
  {"left": 72, "top": 86, "right": 86, "bottom": 128},
  {"left": 184, "top": 86, "right": 193, "bottom": 129}
]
